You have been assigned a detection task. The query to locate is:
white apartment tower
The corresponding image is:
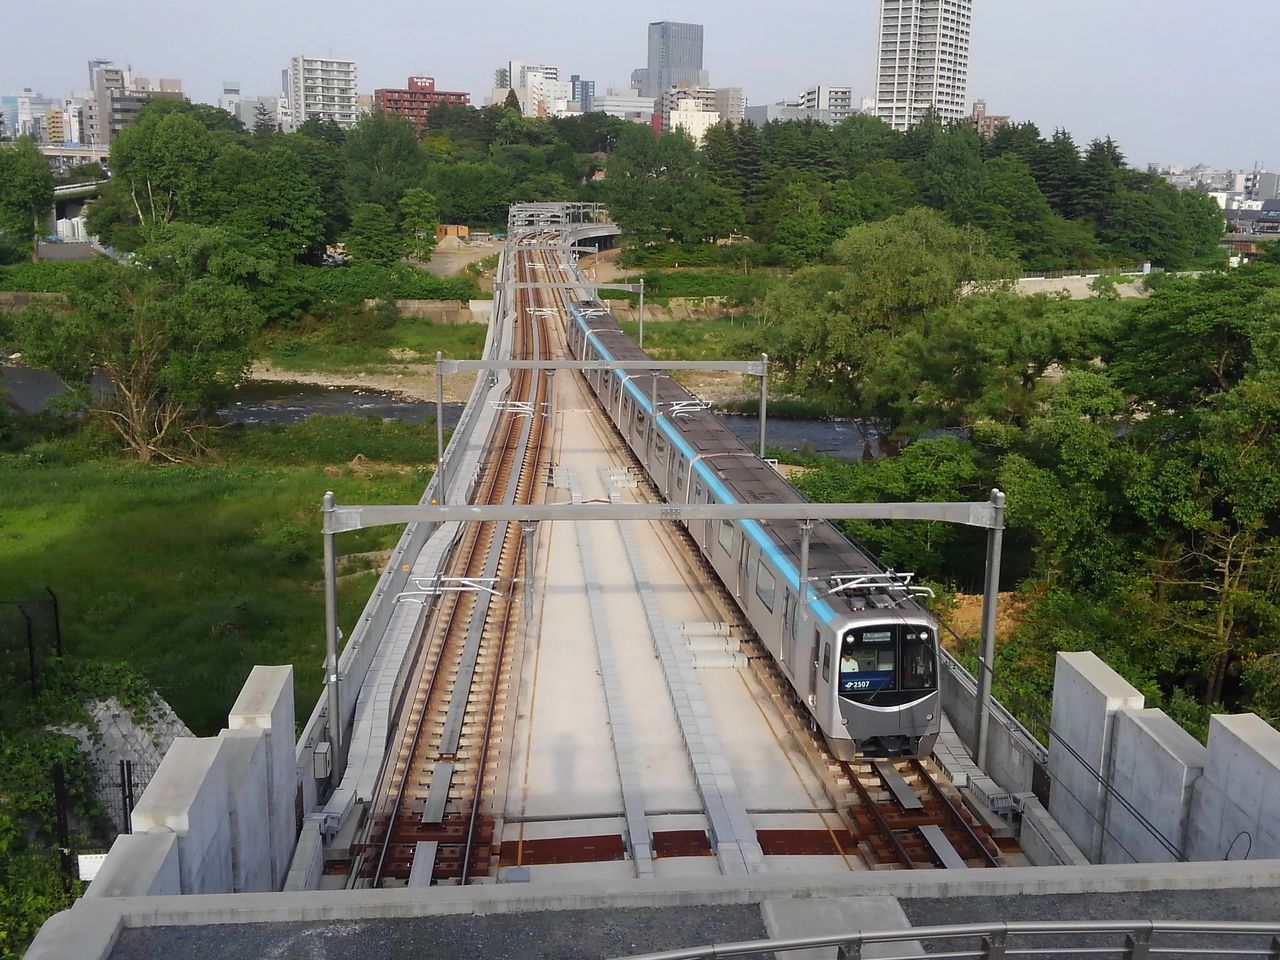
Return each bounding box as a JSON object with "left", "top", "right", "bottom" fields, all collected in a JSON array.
[
  {"left": 875, "top": 0, "right": 972, "bottom": 131},
  {"left": 286, "top": 55, "right": 359, "bottom": 130}
]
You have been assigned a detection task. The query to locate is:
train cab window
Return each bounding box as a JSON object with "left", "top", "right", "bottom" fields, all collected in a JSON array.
[
  {"left": 901, "top": 627, "right": 937, "bottom": 691},
  {"left": 754, "top": 561, "right": 776, "bottom": 611},
  {"left": 838, "top": 627, "right": 897, "bottom": 695},
  {"left": 717, "top": 520, "right": 734, "bottom": 555}
]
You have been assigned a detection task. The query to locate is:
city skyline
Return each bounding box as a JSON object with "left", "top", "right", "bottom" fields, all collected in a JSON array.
[{"left": 4, "top": 0, "right": 1278, "bottom": 170}]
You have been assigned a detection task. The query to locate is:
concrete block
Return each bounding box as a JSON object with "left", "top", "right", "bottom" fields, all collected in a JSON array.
[
  {"left": 229, "top": 665, "right": 296, "bottom": 889},
  {"left": 22, "top": 903, "right": 122, "bottom": 960},
  {"left": 1019, "top": 796, "right": 1089, "bottom": 866},
  {"left": 1187, "top": 714, "right": 1280, "bottom": 861},
  {"left": 219, "top": 729, "right": 272, "bottom": 892},
  {"left": 131, "top": 737, "right": 232, "bottom": 895},
  {"left": 283, "top": 817, "right": 325, "bottom": 892},
  {"left": 761, "top": 896, "right": 921, "bottom": 959},
  {"left": 1105, "top": 708, "right": 1205, "bottom": 863},
  {"left": 1047, "top": 652, "right": 1144, "bottom": 862},
  {"left": 84, "top": 832, "right": 181, "bottom": 898}
]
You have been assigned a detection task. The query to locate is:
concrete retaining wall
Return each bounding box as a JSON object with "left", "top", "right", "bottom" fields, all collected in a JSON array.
[
  {"left": 86, "top": 666, "right": 298, "bottom": 898},
  {"left": 1187, "top": 715, "right": 1280, "bottom": 861},
  {"left": 359, "top": 298, "right": 488, "bottom": 323},
  {"left": 1047, "top": 653, "right": 1144, "bottom": 861},
  {"left": 1106, "top": 708, "right": 1205, "bottom": 863},
  {"left": 1047, "top": 652, "right": 1280, "bottom": 865}
]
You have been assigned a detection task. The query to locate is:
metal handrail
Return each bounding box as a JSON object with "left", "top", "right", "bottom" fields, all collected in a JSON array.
[{"left": 610, "top": 920, "right": 1280, "bottom": 960}]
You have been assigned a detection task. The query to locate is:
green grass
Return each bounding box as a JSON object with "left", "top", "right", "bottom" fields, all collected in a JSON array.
[
  {"left": 0, "top": 416, "right": 439, "bottom": 735},
  {"left": 600, "top": 268, "right": 780, "bottom": 306},
  {"left": 616, "top": 315, "right": 767, "bottom": 361},
  {"left": 262, "top": 315, "right": 488, "bottom": 373}
]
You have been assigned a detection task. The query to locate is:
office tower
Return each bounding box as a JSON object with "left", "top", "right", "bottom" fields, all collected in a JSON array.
[
  {"left": 635, "top": 21, "right": 708, "bottom": 99},
  {"left": 798, "top": 85, "right": 855, "bottom": 122},
  {"left": 875, "top": 0, "right": 972, "bottom": 130},
  {"left": 286, "top": 55, "right": 359, "bottom": 130}
]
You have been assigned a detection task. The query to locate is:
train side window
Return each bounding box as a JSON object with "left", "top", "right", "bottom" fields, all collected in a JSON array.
[
  {"left": 754, "top": 560, "right": 776, "bottom": 612},
  {"left": 694, "top": 482, "right": 703, "bottom": 501},
  {"left": 717, "top": 520, "right": 734, "bottom": 555},
  {"left": 677, "top": 459, "right": 686, "bottom": 490},
  {"left": 821, "top": 643, "right": 831, "bottom": 682},
  {"left": 656, "top": 437, "right": 667, "bottom": 456},
  {"left": 637, "top": 411, "right": 646, "bottom": 429}
]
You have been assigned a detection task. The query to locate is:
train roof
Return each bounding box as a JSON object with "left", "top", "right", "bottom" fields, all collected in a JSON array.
[{"left": 570, "top": 299, "right": 934, "bottom": 622}]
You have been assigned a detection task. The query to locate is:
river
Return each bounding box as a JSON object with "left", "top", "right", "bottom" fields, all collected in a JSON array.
[{"left": 2, "top": 365, "right": 871, "bottom": 461}]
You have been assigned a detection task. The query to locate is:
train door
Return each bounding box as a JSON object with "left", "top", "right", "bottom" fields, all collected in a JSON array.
[
  {"left": 781, "top": 592, "right": 795, "bottom": 673},
  {"left": 809, "top": 627, "right": 823, "bottom": 708},
  {"left": 735, "top": 535, "right": 751, "bottom": 601}
]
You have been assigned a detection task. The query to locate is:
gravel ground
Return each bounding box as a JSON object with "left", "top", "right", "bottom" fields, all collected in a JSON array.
[{"left": 109, "top": 904, "right": 768, "bottom": 960}]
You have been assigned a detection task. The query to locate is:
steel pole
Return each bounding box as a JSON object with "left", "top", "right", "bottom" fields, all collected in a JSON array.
[
  {"left": 638, "top": 280, "right": 645, "bottom": 350},
  {"left": 759, "top": 353, "right": 769, "bottom": 457},
  {"left": 322, "top": 491, "right": 344, "bottom": 786},
  {"left": 522, "top": 522, "right": 537, "bottom": 625},
  {"left": 435, "top": 352, "right": 446, "bottom": 505},
  {"left": 974, "top": 488, "right": 1007, "bottom": 770},
  {"left": 798, "top": 521, "right": 813, "bottom": 623}
]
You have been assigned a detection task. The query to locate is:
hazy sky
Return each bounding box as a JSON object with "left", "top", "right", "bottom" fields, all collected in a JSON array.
[{"left": 6, "top": 0, "right": 1275, "bottom": 170}]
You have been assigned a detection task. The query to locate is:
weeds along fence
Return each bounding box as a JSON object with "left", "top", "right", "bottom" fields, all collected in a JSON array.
[{"left": 0, "top": 588, "right": 62, "bottom": 711}]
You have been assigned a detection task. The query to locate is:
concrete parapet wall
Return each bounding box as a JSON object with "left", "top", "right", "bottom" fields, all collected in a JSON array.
[
  {"left": 131, "top": 737, "right": 232, "bottom": 895},
  {"left": 1106, "top": 708, "right": 1205, "bottom": 863},
  {"left": 359, "top": 298, "right": 484, "bottom": 323},
  {"left": 937, "top": 651, "right": 1039, "bottom": 795},
  {"left": 283, "top": 818, "right": 325, "bottom": 892},
  {"left": 1047, "top": 652, "right": 1144, "bottom": 861},
  {"left": 1019, "top": 797, "right": 1089, "bottom": 866},
  {"left": 1187, "top": 714, "right": 1280, "bottom": 861},
  {"left": 218, "top": 730, "right": 272, "bottom": 892},
  {"left": 83, "top": 832, "right": 181, "bottom": 899},
  {"left": 228, "top": 665, "right": 296, "bottom": 888}
]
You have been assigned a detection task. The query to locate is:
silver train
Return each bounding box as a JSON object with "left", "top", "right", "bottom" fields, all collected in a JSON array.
[{"left": 566, "top": 299, "right": 941, "bottom": 760}]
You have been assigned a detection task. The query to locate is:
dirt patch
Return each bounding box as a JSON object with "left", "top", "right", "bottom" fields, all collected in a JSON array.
[
  {"left": 576, "top": 247, "right": 628, "bottom": 283},
  {"left": 420, "top": 240, "right": 500, "bottom": 279},
  {"left": 248, "top": 361, "right": 475, "bottom": 404},
  {"left": 774, "top": 463, "right": 812, "bottom": 480},
  {"left": 940, "top": 592, "right": 1028, "bottom": 650}
]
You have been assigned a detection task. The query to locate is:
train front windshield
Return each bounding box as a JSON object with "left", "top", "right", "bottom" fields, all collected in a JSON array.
[{"left": 838, "top": 625, "right": 936, "bottom": 697}]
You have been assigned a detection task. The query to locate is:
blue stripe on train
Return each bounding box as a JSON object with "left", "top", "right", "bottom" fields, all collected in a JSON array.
[{"left": 570, "top": 302, "right": 838, "bottom": 625}]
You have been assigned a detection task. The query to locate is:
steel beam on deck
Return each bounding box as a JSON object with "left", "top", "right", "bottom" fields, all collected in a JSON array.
[
  {"left": 503, "top": 281, "right": 642, "bottom": 293},
  {"left": 324, "top": 496, "right": 1005, "bottom": 534}
]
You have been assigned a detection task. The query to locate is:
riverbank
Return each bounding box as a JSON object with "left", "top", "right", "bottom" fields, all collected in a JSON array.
[{"left": 248, "top": 360, "right": 477, "bottom": 404}]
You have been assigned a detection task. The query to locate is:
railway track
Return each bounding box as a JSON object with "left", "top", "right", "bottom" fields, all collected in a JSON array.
[
  {"left": 355, "top": 241, "right": 558, "bottom": 886},
  {"left": 589, "top": 426, "right": 1008, "bottom": 872},
  {"left": 355, "top": 225, "right": 1010, "bottom": 885}
]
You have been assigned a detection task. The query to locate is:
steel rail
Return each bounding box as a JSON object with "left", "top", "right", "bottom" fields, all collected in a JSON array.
[
  {"left": 909, "top": 758, "right": 1000, "bottom": 868},
  {"left": 842, "top": 761, "right": 915, "bottom": 868},
  {"left": 458, "top": 248, "right": 553, "bottom": 882}
]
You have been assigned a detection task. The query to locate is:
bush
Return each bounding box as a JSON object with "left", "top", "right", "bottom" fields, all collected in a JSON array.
[{"left": 0, "top": 261, "right": 100, "bottom": 293}]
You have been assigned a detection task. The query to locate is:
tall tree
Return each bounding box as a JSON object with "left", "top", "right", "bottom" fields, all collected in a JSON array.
[
  {"left": 108, "top": 108, "right": 217, "bottom": 229},
  {"left": 252, "top": 102, "right": 277, "bottom": 137},
  {"left": 344, "top": 202, "right": 401, "bottom": 263},
  {"left": 0, "top": 137, "right": 55, "bottom": 260},
  {"left": 14, "top": 240, "right": 263, "bottom": 461},
  {"left": 342, "top": 110, "right": 429, "bottom": 213},
  {"left": 399, "top": 187, "right": 439, "bottom": 261}
]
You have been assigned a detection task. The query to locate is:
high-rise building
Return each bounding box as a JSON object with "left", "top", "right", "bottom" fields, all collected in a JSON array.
[
  {"left": 634, "top": 21, "right": 708, "bottom": 99},
  {"left": 570, "top": 75, "right": 595, "bottom": 112},
  {"left": 286, "top": 55, "right": 359, "bottom": 130},
  {"left": 80, "top": 64, "right": 184, "bottom": 146},
  {"left": 375, "top": 77, "right": 470, "bottom": 134},
  {"left": 875, "top": 0, "right": 972, "bottom": 130},
  {"left": 798, "top": 85, "right": 855, "bottom": 122}
]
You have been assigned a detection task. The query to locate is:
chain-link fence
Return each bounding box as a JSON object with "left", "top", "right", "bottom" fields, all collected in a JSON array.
[{"left": 89, "top": 756, "right": 160, "bottom": 838}]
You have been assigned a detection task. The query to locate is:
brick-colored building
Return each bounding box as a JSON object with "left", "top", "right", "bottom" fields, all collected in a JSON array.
[{"left": 374, "top": 76, "right": 470, "bottom": 133}]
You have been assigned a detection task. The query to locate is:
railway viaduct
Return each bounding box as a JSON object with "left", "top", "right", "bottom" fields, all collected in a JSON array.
[{"left": 25, "top": 204, "right": 1280, "bottom": 960}]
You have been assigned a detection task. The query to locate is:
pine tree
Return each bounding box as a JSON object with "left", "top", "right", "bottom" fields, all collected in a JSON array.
[{"left": 252, "top": 102, "right": 276, "bottom": 137}]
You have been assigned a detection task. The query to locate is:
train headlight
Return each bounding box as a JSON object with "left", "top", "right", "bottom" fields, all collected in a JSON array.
[{"left": 926, "top": 713, "right": 934, "bottom": 721}]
